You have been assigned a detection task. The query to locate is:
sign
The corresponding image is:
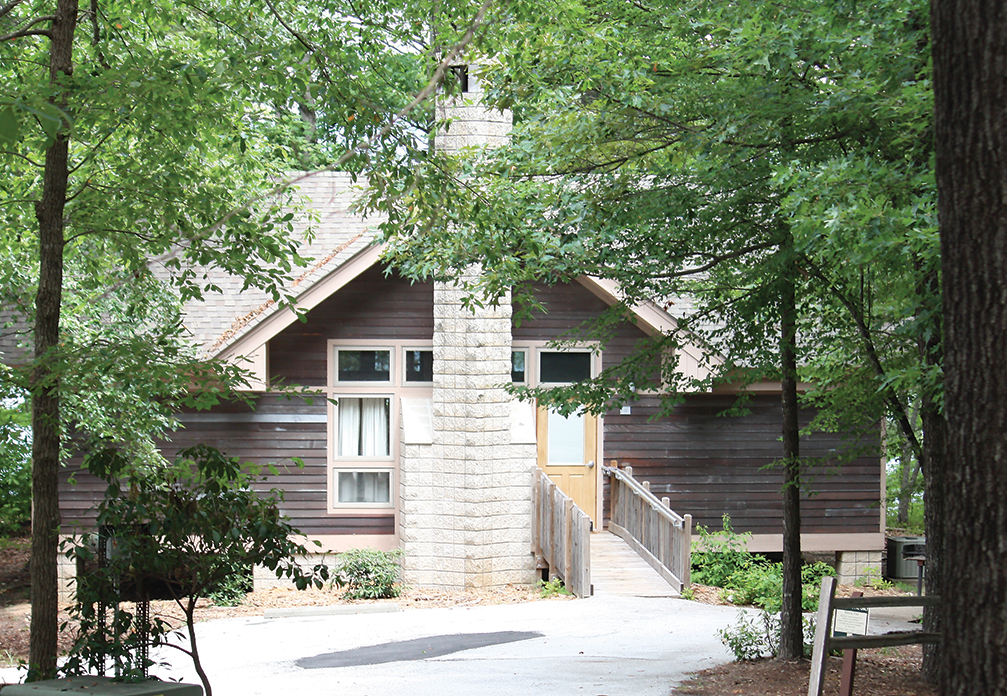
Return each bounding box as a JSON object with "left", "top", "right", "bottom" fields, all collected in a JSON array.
[{"left": 832, "top": 607, "right": 870, "bottom": 637}]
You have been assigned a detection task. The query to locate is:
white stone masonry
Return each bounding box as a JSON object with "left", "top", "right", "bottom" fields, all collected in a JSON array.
[{"left": 399, "top": 271, "right": 536, "bottom": 589}]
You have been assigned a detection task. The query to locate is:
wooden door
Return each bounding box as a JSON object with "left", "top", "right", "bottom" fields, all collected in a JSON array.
[{"left": 536, "top": 406, "right": 599, "bottom": 525}]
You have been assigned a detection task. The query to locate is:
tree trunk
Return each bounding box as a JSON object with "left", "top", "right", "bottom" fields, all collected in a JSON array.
[
  {"left": 920, "top": 390, "right": 944, "bottom": 684},
  {"left": 918, "top": 264, "right": 944, "bottom": 684},
  {"left": 28, "top": 0, "right": 76, "bottom": 680},
  {"left": 932, "top": 0, "right": 1007, "bottom": 691},
  {"left": 778, "top": 236, "right": 803, "bottom": 661}
]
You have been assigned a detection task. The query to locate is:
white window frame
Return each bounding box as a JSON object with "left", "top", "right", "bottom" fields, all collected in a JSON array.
[
  {"left": 402, "top": 347, "right": 434, "bottom": 385},
  {"left": 325, "top": 339, "right": 433, "bottom": 515},
  {"left": 331, "top": 467, "right": 395, "bottom": 508}
]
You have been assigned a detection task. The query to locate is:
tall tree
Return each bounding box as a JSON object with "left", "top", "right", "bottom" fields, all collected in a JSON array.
[
  {"left": 370, "top": 0, "right": 938, "bottom": 659},
  {"left": 1, "top": 0, "right": 497, "bottom": 678},
  {"left": 932, "top": 0, "right": 1007, "bottom": 691}
]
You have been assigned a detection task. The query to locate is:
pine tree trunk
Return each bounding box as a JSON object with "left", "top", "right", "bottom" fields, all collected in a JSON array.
[
  {"left": 933, "top": 0, "right": 1007, "bottom": 691},
  {"left": 778, "top": 238, "right": 803, "bottom": 661},
  {"left": 28, "top": 0, "right": 76, "bottom": 680}
]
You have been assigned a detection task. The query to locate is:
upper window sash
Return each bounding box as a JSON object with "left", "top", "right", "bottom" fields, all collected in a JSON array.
[{"left": 334, "top": 348, "right": 392, "bottom": 384}]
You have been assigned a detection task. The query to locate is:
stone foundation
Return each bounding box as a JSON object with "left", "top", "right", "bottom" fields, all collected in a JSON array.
[{"left": 834, "top": 550, "right": 883, "bottom": 585}]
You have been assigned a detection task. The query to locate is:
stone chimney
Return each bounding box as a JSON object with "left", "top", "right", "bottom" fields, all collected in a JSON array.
[{"left": 398, "top": 63, "right": 536, "bottom": 590}]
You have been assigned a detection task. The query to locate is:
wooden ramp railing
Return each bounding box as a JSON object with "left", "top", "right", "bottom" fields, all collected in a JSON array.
[
  {"left": 531, "top": 468, "right": 592, "bottom": 598},
  {"left": 603, "top": 462, "right": 692, "bottom": 593}
]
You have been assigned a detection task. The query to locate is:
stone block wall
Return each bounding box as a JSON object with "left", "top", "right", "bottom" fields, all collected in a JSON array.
[
  {"left": 834, "top": 550, "right": 884, "bottom": 585},
  {"left": 399, "top": 272, "right": 536, "bottom": 589}
]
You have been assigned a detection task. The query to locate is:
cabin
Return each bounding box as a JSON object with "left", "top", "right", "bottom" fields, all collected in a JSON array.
[{"left": 54, "top": 77, "right": 885, "bottom": 597}]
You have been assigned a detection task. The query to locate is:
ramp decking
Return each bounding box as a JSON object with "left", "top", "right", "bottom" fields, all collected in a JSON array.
[{"left": 589, "top": 530, "right": 680, "bottom": 597}]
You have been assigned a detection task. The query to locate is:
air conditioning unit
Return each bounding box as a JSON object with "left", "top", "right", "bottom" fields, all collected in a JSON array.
[{"left": 886, "top": 535, "right": 926, "bottom": 580}]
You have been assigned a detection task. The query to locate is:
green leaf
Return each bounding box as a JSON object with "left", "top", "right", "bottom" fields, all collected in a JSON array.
[{"left": 0, "top": 106, "right": 19, "bottom": 145}]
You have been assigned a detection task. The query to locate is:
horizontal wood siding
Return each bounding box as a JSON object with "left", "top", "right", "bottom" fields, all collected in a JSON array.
[
  {"left": 269, "top": 265, "right": 434, "bottom": 386},
  {"left": 602, "top": 394, "right": 882, "bottom": 536},
  {"left": 59, "top": 394, "right": 394, "bottom": 536},
  {"left": 514, "top": 282, "right": 653, "bottom": 372}
]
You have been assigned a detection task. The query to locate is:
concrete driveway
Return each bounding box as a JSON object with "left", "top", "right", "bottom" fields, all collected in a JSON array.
[{"left": 144, "top": 595, "right": 741, "bottom": 696}]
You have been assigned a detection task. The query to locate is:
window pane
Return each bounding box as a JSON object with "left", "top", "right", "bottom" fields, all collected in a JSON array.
[
  {"left": 337, "top": 350, "right": 390, "bottom": 382},
  {"left": 511, "top": 350, "right": 526, "bottom": 383},
  {"left": 405, "top": 350, "right": 433, "bottom": 382},
  {"left": 337, "top": 397, "right": 390, "bottom": 457},
  {"left": 540, "top": 352, "right": 591, "bottom": 383},
  {"left": 336, "top": 471, "right": 391, "bottom": 504},
  {"left": 547, "top": 410, "right": 585, "bottom": 464}
]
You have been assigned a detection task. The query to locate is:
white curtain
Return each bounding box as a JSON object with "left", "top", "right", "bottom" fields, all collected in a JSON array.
[
  {"left": 338, "top": 397, "right": 389, "bottom": 457},
  {"left": 337, "top": 471, "right": 390, "bottom": 503}
]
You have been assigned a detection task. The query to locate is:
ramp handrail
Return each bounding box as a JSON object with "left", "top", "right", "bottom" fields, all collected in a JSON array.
[
  {"left": 603, "top": 462, "right": 692, "bottom": 592},
  {"left": 531, "top": 468, "right": 592, "bottom": 597}
]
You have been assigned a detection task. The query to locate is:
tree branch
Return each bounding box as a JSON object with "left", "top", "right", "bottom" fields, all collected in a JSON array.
[
  {"left": 0, "top": 24, "right": 53, "bottom": 41},
  {"left": 801, "top": 255, "right": 924, "bottom": 464},
  {"left": 0, "top": 0, "right": 24, "bottom": 20}
]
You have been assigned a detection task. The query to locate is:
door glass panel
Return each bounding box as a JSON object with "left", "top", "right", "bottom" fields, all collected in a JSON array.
[
  {"left": 548, "top": 409, "right": 585, "bottom": 464},
  {"left": 540, "top": 352, "right": 591, "bottom": 383}
]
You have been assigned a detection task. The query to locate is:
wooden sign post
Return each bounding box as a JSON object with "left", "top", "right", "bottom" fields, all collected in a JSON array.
[{"left": 807, "top": 576, "right": 940, "bottom": 696}]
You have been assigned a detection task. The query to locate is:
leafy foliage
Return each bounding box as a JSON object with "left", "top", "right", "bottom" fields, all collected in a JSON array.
[
  {"left": 690, "top": 516, "right": 754, "bottom": 588},
  {"left": 0, "top": 389, "right": 30, "bottom": 536},
  {"left": 537, "top": 577, "right": 573, "bottom": 598},
  {"left": 330, "top": 548, "right": 404, "bottom": 600},
  {"left": 61, "top": 445, "right": 329, "bottom": 694},
  {"left": 692, "top": 517, "right": 835, "bottom": 612},
  {"left": 719, "top": 611, "right": 817, "bottom": 661}
]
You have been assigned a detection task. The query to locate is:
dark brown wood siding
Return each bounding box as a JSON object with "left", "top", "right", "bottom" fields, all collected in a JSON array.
[
  {"left": 60, "top": 394, "right": 394, "bottom": 535},
  {"left": 269, "top": 265, "right": 434, "bottom": 386},
  {"left": 602, "top": 393, "right": 883, "bottom": 536},
  {"left": 514, "top": 281, "right": 654, "bottom": 372}
]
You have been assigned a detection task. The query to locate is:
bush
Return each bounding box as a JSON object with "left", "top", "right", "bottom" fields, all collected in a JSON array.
[
  {"left": 331, "top": 548, "right": 404, "bottom": 599},
  {"left": 719, "top": 610, "right": 818, "bottom": 661},
  {"left": 722, "top": 562, "right": 783, "bottom": 611},
  {"left": 692, "top": 515, "right": 837, "bottom": 612},
  {"left": 691, "top": 515, "right": 754, "bottom": 587},
  {"left": 207, "top": 561, "right": 253, "bottom": 606}
]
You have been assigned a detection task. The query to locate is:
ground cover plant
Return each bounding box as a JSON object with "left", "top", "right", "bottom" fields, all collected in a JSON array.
[{"left": 691, "top": 517, "right": 835, "bottom": 613}]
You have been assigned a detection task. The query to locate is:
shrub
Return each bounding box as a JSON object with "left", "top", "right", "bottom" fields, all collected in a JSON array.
[
  {"left": 207, "top": 560, "right": 253, "bottom": 606},
  {"left": 723, "top": 562, "right": 783, "bottom": 611},
  {"left": 331, "top": 548, "right": 404, "bottom": 599},
  {"left": 691, "top": 515, "right": 754, "bottom": 587},
  {"left": 692, "top": 517, "right": 837, "bottom": 613},
  {"left": 719, "top": 610, "right": 818, "bottom": 661},
  {"left": 0, "top": 395, "right": 31, "bottom": 537}
]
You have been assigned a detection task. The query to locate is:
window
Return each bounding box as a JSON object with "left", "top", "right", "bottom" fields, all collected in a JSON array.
[
  {"left": 336, "top": 349, "right": 391, "bottom": 382},
  {"left": 511, "top": 350, "right": 527, "bottom": 383},
  {"left": 327, "top": 341, "right": 432, "bottom": 513},
  {"left": 336, "top": 397, "right": 390, "bottom": 457},
  {"left": 404, "top": 349, "right": 433, "bottom": 383},
  {"left": 540, "top": 351, "right": 592, "bottom": 384},
  {"left": 335, "top": 470, "right": 391, "bottom": 504}
]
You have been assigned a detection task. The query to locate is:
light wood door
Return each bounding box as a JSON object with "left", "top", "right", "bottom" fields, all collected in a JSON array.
[{"left": 536, "top": 406, "right": 598, "bottom": 525}]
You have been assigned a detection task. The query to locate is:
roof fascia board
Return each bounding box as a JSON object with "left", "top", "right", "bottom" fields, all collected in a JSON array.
[
  {"left": 575, "top": 276, "right": 720, "bottom": 369},
  {"left": 219, "top": 243, "right": 384, "bottom": 362}
]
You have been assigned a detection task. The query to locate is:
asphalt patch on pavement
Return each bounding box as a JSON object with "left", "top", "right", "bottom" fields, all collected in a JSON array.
[{"left": 297, "top": 631, "right": 543, "bottom": 669}]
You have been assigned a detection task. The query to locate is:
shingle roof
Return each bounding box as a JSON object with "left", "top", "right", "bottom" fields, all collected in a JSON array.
[{"left": 179, "top": 172, "right": 383, "bottom": 357}]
